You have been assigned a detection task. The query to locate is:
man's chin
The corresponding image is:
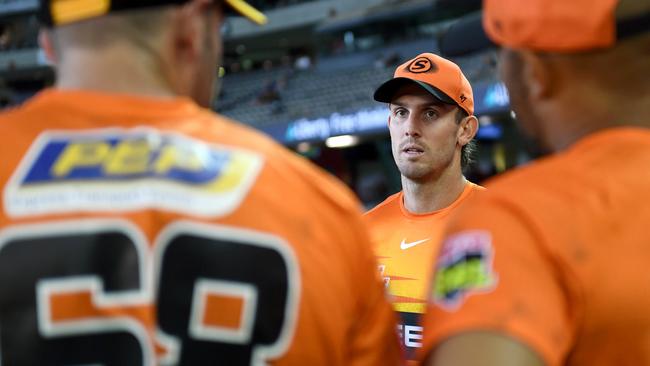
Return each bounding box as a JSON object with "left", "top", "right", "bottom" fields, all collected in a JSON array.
[{"left": 399, "top": 168, "right": 434, "bottom": 183}]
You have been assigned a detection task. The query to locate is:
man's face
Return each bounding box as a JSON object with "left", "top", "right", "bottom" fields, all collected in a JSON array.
[{"left": 388, "top": 84, "right": 461, "bottom": 182}]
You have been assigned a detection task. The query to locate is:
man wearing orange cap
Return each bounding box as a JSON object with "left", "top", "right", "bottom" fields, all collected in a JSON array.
[
  {"left": 0, "top": 1, "right": 402, "bottom": 364},
  {"left": 364, "top": 53, "right": 481, "bottom": 363},
  {"left": 421, "top": 0, "right": 650, "bottom": 365}
]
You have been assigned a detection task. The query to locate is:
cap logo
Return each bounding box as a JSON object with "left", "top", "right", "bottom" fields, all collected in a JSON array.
[
  {"left": 460, "top": 94, "right": 467, "bottom": 103},
  {"left": 406, "top": 57, "right": 437, "bottom": 74}
]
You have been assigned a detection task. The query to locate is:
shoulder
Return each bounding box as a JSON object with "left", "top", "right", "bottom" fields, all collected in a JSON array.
[
  {"left": 467, "top": 181, "right": 486, "bottom": 192},
  {"left": 448, "top": 154, "right": 579, "bottom": 241},
  {"left": 0, "top": 101, "right": 34, "bottom": 132},
  {"left": 207, "top": 113, "right": 364, "bottom": 215},
  {"left": 480, "top": 154, "right": 575, "bottom": 205},
  {"left": 363, "top": 191, "right": 401, "bottom": 219},
  {"left": 0, "top": 98, "right": 47, "bottom": 156},
  {"left": 196, "top": 111, "right": 278, "bottom": 150}
]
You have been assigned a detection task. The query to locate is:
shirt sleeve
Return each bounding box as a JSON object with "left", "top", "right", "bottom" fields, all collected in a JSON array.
[{"left": 419, "top": 197, "right": 580, "bottom": 366}]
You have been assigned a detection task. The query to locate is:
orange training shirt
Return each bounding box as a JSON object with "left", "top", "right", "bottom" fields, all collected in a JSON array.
[
  {"left": 421, "top": 128, "right": 650, "bottom": 366},
  {"left": 0, "top": 89, "right": 401, "bottom": 366},
  {"left": 363, "top": 182, "right": 482, "bottom": 362}
]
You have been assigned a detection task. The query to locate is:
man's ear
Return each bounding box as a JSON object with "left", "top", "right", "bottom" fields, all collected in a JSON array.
[
  {"left": 518, "top": 50, "right": 555, "bottom": 101},
  {"left": 170, "top": 0, "right": 207, "bottom": 65},
  {"left": 166, "top": 0, "right": 213, "bottom": 93},
  {"left": 458, "top": 114, "right": 479, "bottom": 147},
  {"left": 39, "top": 29, "right": 58, "bottom": 65}
]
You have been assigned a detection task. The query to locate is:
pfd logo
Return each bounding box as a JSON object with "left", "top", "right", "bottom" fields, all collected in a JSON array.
[
  {"left": 406, "top": 57, "right": 437, "bottom": 74},
  {"left": 4, "top": 128, "right": 264, "bottom": 218}
]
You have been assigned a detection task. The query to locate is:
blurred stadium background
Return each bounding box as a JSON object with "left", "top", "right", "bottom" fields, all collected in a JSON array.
[{"left": 0, "top": 0, "right": 532, "bottom": 208}]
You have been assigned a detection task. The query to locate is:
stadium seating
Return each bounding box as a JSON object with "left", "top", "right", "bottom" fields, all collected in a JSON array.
[{"left": 218, "top": 45, "right": 497, "bottom": 129}]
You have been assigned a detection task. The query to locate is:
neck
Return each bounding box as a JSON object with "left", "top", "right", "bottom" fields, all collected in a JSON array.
[
  {"left": 543, "top": 91, "right": 650, "bottom": 151},
  {"left": 401, "top": 164, "right": 467, "bottom": 215},
  {"left": 55, "top": 46, "right": 175, "bottom": 98}
]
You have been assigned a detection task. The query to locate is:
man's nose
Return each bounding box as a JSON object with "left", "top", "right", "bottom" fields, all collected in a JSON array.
[{"left": 404, "top": 117, "right": 421, "bottom": 138}]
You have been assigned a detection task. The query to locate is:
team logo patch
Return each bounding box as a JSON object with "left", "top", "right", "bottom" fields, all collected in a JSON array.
[
  {"left": 4, "top": 128, "right": 264, "bottom": 217},
  {"left": 432, "top": 230, "right": 497, "bottom": 310},
  {"left": 406, "top": 57, "right": 437, "bottom": 74}
]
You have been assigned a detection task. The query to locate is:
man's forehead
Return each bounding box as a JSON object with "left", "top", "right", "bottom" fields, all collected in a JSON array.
[{"left": 390, "top": 93, "right": 451, "bottom": 109}]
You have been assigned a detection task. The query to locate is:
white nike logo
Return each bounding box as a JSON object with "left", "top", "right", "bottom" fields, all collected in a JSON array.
[{"left": 400, "top": 238, "right": 430, "bottom": 250}]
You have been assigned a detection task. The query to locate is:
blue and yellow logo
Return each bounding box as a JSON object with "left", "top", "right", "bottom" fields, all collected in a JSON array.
[
  {"left": 21, "top": 133, "right": 257, "bottom": 192},
  {"left": 6, "top": 129, "right": 263, "bottom": 217}
]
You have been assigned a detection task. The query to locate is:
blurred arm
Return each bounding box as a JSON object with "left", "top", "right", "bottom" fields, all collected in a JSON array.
[{"left": 426, "top": 332, "right": 545, "bottom": 366}]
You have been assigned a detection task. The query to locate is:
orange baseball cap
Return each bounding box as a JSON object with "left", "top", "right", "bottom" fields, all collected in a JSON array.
[
  {"left": 373, "top": 53, "right": 474, "bottom": 116},
  {"left": 485, "top": 0, "right": 618, "bottom": 51},
  {"left": 441, "top": 0, "right": 649, "bottom": 55}
]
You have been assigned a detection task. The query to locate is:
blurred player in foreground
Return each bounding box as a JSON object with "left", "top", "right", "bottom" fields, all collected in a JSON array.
[
  {"left": 421, "top": 0, "right": 650, "bottom": 365},
  {"left": 0, "top": 0, "right": 401, "bottom": 364},
  {"left": 364, "top": 53, "right": 481, "bottom": 363}
]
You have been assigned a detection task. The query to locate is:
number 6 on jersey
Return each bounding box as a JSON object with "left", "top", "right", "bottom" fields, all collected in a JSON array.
[{"left": 0, "top": 220, "right": 300, "bottom": 366}]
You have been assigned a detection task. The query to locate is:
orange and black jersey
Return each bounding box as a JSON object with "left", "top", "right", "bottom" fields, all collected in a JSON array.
[
  {"left": 363, "top": 182, "right": 482, "bottom": 362},
  {"left": 0, "top": 90, "right": 401, "bottom": 366},
  {"left": 422, "top": 128, "right": 650, "bottom": 366}
]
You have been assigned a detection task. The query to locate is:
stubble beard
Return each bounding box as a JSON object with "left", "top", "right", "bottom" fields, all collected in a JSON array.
[{"left": 396, "top": 157, "right": 443, "bottom": 184}]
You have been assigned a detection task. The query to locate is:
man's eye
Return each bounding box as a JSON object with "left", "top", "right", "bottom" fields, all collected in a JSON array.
[
  {"left": 394, "top": 109, "right": 407, "bottom": 117},
  {"left": 425, "top": 110, "right": 439, "bottom": 119}
]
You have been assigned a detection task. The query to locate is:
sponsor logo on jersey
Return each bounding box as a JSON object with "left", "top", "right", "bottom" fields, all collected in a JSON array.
[
  {"left": 432, "top": 230, "right": 497, "bottom": 310},
  {"left": 4, "top": 128, "right": 264, "bottom": 217},
  {"left": 396, "top": 312, "right": 423, "bottom": 360},
  {"left": 399, "top": 238, "right": 429, "bottom": 250},
  {"left": 377, "top": 260, "right": 427, "bottom": 314}
]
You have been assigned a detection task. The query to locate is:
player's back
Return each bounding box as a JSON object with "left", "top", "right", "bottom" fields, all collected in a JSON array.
[
  {"left": 484, "top": 128, "right": 650, "bottom": 365},
  {"left": 0, "top": 90, "right": 400, "bottom": 365}
]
